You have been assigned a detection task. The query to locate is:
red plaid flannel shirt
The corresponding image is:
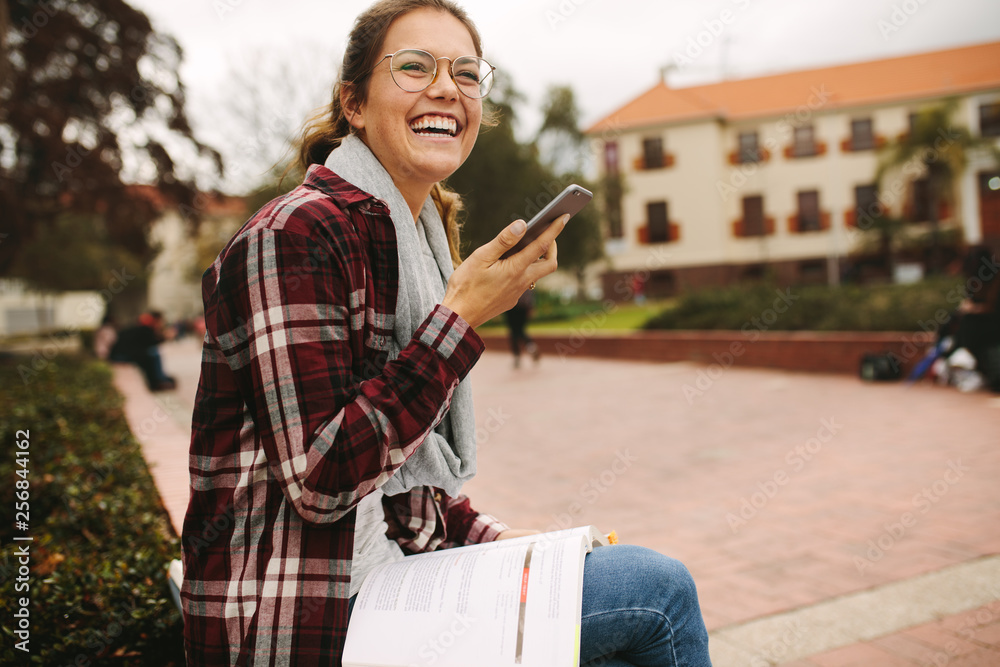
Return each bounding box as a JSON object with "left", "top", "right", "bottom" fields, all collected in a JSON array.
[{"left": 181, "top": 165, "right": 507, "bottom": 666}]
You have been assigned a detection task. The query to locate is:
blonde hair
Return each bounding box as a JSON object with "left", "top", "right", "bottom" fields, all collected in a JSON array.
[{"left": 297, "top": 0, "right": 492, "bottom": 266}]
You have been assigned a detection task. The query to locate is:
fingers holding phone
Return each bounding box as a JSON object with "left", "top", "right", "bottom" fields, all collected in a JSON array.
[
  {"left": 500, "top": 185, "right": 592, "bottom": 260},
  {"left": 443, "top": 217, "right": 564, "bottom": 328},
  {"left": 441, "top": 185, "right": 590, "bottom": 329}
]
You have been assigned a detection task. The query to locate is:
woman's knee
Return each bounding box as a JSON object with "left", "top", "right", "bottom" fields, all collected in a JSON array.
[{"left": 583, "top": 545, "right": 700, "bottom": 613}]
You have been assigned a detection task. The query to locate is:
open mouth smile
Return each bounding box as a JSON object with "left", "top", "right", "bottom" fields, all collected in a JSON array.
[{"left": 409, "top": 115, "right": 459, "bottom": 137}]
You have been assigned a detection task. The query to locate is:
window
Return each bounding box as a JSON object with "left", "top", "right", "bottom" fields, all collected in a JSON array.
[
  {"left": 642, "top": 137, "right": 664, "bottom": 169},
  {"left": 604, "top": 141, "right": 620, "bottom": 174},
  {"left": 647, "top": 201, "right": 669, "bottom": 243},
  {"left": 850, "top": 118, "right": 875, "bottom": 150},
  {"left": 742, "top": 196, "right": 765, "bottom": 237},
  {"left": 854, "top": 184, "right": 879, "bottom": 226},
  {"left": 738, "top": 131, "right": 760, "bottom": 163},
  {"left": 792, "top": 125, "right": 817, "bottom": 157},
  {"left": 797, "top": 190, "right": 821, "bottom": 232},
  {"left": 980, "top": 102, "right": 1000, "bottom": 137},
  {"left": 606, "top": 189, "right": 623, "bottom": 239},
  {"left": 910, "top": 178, "right": 932, "bottom": 221},
  {"left": 979, "top": 171, "right": 1000, "bottom": 240}
]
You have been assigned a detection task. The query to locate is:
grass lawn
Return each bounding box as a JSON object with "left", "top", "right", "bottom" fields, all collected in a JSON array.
[
  {"left": 479, "top": 277, "right": 966, "bottom": 335},
  {"left": 477, "top": 300, "right": 673, "bottom": 335}
]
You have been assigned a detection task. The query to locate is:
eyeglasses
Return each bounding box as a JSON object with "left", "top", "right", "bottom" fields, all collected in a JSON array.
[{"left": 365, "top": 48, "right": 496, "bottom": 99}]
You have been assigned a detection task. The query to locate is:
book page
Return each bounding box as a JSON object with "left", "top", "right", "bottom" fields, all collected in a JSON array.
[{"left": 343, "top": 527, "right": 602, "bottom": 667}]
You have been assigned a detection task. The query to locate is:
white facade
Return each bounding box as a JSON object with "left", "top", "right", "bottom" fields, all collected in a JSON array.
[
  {"left": 587, "top": 44, "right": 1000, "bottom": 293},
  {"left": 147, "top": 210, "right": 205, "bottom": 322},
  {"left": 0, "top": 279, "right": 104, "bottom": 337}
]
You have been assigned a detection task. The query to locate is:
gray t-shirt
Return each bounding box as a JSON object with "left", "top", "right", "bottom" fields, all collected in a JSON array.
[
  {"left": 349, "top": 489, "right": 404, "bottom": 597},
  {"left": 349, "top": 216, "right": 450, "bottom": 598}
]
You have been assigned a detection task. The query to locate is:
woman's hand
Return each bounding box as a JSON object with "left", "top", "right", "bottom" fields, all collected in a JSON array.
[
  {"left": 441, "top": 215, "right": 567, "bottom": 329},
  {"left": 495, "top": 528, "right": 542, "bottom": 540}
]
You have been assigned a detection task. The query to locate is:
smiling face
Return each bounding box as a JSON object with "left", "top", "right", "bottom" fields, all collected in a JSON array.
[{"left": 345, "top": 8, "right": 483, "bottom": 199}]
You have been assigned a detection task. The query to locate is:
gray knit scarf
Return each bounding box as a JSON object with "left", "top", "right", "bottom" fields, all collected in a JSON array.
[{"left": 324, "top": 134, "right": 477, "bottom": 497}]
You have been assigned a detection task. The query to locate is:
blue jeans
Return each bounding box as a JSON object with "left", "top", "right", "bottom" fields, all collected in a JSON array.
[
  {"left": 579, "top": 545, "right": 711, "bottom": 666},
  {"left": 347, "top": 545, "right": 711, "bottom": 666}
]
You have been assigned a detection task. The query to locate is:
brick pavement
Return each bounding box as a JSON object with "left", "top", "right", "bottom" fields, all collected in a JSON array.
[{"left": 118, "top": 337, "right": 1000, "bottom": 665}]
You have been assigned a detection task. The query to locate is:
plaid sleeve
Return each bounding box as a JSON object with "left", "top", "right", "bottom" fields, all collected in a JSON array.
[
  {"left": 440, "top": 492, "right": 510, "bottom": 547},
  {"left": 210, "top": 227, "right": 483, "bottom": 524},
  {"left": 382, "top": 486, "right": 510, "bottom": 553}
]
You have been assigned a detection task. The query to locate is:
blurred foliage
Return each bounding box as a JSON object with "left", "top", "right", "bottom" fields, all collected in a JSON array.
[
  {"left": 872, "top": 98, "right": 1000, "bottom": 272},
  {"left": 643, "top": 277, "right": 964, "bottom": 332},
  {"left": 534, "top": 84, "right": 604, "bottom": 296},
  {"left": 447, "top": 79, "right": 604, "bottom": 282},
  {"left": 8, "top": 211, "right": 149, "bottom": 292},
  {"left": 447, "top": 78, "right": 553, "bottom": 254},
  {"left": 0, "top": 0, "right": 221, "bottom": 289},
  {"left": 0, "top": 355, "right": 184, "bottom": 665}
]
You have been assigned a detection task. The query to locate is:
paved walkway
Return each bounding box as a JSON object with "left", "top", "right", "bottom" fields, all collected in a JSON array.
[{"left": 115, "top": 336, "right": 1000, "bottom": 666}]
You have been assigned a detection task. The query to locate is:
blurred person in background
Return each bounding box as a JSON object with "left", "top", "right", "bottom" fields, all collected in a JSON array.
[
  {"left": 93, "top": 313, "right": 118, "bottom": 361},
  {"left": 939, "top": 245, "right": 1000, "bottom": 391},
  {"left": 109, "top": 310, "right": 176, "bottom": 390},
  {"left": 504, "top": 287, "right": 540, "bottom": 368}
]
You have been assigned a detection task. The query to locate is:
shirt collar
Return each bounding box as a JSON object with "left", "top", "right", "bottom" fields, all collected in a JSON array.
[{"left": 302, "top": 163, "right": 379, "bottom": 210}]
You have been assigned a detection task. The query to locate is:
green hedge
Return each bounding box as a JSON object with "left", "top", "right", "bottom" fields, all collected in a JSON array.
[
  {"left": 643, "top": 277, "right": 963, "bottom": 332},
  {"left": 0, "top": 354, "right": 184, "bottom": 666}
]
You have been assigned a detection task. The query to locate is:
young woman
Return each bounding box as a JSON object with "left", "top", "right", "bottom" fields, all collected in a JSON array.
[{"left": 180, "top": 2, "right": 711, "bottom": 665}]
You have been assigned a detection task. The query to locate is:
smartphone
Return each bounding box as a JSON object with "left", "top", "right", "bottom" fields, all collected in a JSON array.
[{"left": 501, "top": 184, "right": 593, "bottom": 259}]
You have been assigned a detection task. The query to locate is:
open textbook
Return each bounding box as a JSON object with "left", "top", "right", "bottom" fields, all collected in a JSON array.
[{"left": 342, "top": 525, "right": 615, "bottom": 667}]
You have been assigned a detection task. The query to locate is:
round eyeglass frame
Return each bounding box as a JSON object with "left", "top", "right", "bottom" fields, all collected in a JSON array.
[{"left": 364, "top": 48, "right": 496, "bottom": 99}]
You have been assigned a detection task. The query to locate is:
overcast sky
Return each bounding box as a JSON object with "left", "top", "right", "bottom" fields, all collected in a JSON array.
[{"left": 125, "top": 0, "right": 1000, "bottom": 188}]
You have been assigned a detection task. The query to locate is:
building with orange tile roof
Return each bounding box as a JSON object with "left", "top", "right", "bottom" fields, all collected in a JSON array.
[{"left": 584, "top": 41, "right": 1000, "bottom": 296}]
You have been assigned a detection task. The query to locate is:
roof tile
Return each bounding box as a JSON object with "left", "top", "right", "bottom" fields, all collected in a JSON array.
[{"left": 586, "top": 41, "right": 1000, "bottom": 134}]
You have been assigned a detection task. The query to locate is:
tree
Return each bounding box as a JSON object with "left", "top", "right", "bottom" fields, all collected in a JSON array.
[
  {"left": 0, "top": 0, "right": 221, "bottom": 290},
  {"left": 875, "top": 99, "right": 1000, "bottom": 273},
  {"left": 447, "top": 77, "right": 553, "bottom": 255},
  {"left": 535, "top": 84, "right": 604, "bottom": 296},
  {"left": 194, "top": 42, "right": 336, "bottom": 195},
  {"left": 449, "top": 79, "right": 604, "bottom": 301}
]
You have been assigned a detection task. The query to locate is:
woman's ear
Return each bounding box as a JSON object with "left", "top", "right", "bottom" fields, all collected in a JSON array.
[{"left": 341, "top": 85, "right": 365, "bottom": 131}]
